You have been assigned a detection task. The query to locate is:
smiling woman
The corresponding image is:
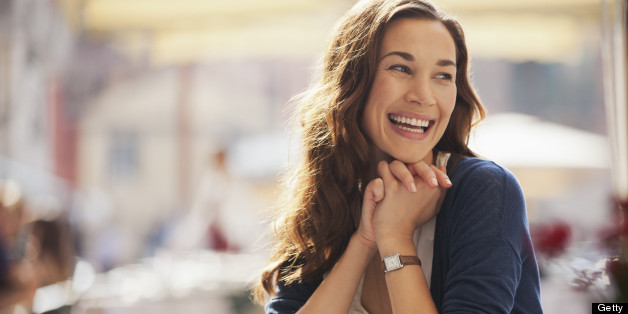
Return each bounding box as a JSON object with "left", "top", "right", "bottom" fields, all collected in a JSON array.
[{"left": 253, "top": 0, "right": 543, "bottom": 313}]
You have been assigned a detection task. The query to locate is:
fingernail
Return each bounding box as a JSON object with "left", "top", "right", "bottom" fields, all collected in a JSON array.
[
  {"left": 445, "top": 178, "right": 452, "bottom": 185},
  {"left": 411, "top": 182, "right": 417, "bottom": 193},
  {"left": 431, "top": 178, "right": 438, "bottom": 186}
]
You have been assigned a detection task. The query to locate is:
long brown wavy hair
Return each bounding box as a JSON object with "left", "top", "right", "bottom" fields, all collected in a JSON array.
[{"left": 253, "top": 0, "right": 485, "bottom": 303}]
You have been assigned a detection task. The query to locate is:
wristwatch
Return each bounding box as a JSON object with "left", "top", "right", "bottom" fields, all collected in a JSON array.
[{"left": 382, "top": 253, "right": 421, "bottom": 272}]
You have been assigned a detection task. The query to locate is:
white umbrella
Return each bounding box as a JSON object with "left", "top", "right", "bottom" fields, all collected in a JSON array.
[{"left": 468, "top": 113, "right": 610, "bottom": 169}]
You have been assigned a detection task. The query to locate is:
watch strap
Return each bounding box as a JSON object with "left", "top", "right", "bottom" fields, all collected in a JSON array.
[{"left": 399, "top": 255, "right": 421, "bottom": 267}]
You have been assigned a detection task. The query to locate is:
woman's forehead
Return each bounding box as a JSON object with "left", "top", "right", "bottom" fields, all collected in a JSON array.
[{"left": 379, "top": 18, "right": 456, "bottom": 63}]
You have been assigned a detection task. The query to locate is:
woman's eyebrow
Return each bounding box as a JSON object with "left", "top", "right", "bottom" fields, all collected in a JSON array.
[
  {"left": 380, "top": 51, "right": 414, "bottom": 61},
  {"left": 437, "top": 59, "right": 456, "bottom": 67},
  {"left": 380, "top": 52, "right": 456, "bottom": 68}
]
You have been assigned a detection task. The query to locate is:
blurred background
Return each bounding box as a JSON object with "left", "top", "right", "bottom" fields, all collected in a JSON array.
[{"left": 0, "top": 0, "right": 625, "bottom": 313}]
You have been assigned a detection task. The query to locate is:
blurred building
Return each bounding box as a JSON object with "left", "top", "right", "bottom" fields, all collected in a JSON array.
[
  {"left": 55, "top": 0, "right": 356, "bottom": 270},
  {"left": 0, "top": 0, "right": 73, "bottom": 197},
  {"left": 74, "top": 60, "right": 314, "bottom": 265}
]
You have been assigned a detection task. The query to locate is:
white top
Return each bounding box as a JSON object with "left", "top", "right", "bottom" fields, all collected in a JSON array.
[{"left": 348, "top": 152, "right": 450, "bottom": 314}]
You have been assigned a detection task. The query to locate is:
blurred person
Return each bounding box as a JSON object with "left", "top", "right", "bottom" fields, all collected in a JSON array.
[
  {"left": 166, "top": 147, "right": 262, "bottom": 252},
  {"left": 254, "top": 0, "right": 542, "bottom": 313},
  {"left": 166, "top": 148, "right": 232, "bottom": 251},
  {"left": 0, "top": 181, "right": 76, "bottom": 314},
  {"left": 197, "top": 148, "right": 232, "bottom": 251},
  {"left": 24, "top": 218, "right": 76, "bottom": 314},
  {"left": 26, "top": 219, "right": 75, "bottom": 289},
  {"left": 0, "top": 180, "right": 36, "bottom": 313}
]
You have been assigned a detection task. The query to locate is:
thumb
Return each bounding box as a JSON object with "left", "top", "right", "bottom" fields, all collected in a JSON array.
[{"left": 365, "top": 178, "right": 385, "bottom": 203}]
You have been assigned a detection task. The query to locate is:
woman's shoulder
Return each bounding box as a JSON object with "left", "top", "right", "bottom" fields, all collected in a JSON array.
[
  {"left": 445, "top": 156, "right": 524, "bottom": 212},
  {"left": 449, "top": 156, "right": 517, "bottom": 185}
]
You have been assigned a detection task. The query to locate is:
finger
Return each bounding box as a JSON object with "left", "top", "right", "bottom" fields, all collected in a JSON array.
[
  {"left": 389, "top": 160, "right": 417, "bottom": 193},
  {"left": 409, "top": 161, "right": 439, "bottom": 188},
  {"left": 432, "top": 165, "right": 452, "bottom": 188},
  {"left": 364, "top": 178, "right": 385, "bottom": 203},
  {"left": 377, "top": 161, "right": 395, "bottom": 186}
]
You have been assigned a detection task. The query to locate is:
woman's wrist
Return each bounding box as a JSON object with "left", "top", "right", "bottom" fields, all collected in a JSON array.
[
  {"left": 350, "top": 232, "right": 378, "bottom": 258},
  {"left": 376, "top": 234, "right": 416, "bottom": 257},
  {"left": 375, "top": 227, "right": 415, "bottom": 244}
]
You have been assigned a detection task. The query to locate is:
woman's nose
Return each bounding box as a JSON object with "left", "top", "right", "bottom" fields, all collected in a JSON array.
[{"left": 405, "top": 77, "right": 435, "bottom": 105}]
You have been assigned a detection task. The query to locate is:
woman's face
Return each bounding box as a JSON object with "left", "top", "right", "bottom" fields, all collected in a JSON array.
[{"left": 362, "top": 18, "right": 457, "bottom": 164}]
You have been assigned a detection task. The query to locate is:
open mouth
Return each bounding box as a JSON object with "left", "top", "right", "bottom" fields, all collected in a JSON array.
[{"left": 388, "top": 113, "right": 434, "bottom": 133}]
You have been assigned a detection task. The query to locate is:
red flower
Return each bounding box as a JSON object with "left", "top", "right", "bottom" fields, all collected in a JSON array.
[
  {"left": 619, "top": 200, "right": 628, "bottom": 238},
  {"left": 531, "top": 221, "right": 571, "bottom": 258}
]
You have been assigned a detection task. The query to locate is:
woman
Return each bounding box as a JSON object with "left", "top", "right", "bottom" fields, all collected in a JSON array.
[{"left": 254, "top": 0, "right": 543, "bottom": 313}]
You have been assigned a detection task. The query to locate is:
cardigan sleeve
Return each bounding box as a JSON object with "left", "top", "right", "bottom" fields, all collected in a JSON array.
[
  {"left": 434, "top": 159, "right": 540, "bottom": 313},
  {"left": 265, "top": 277, "right": 322, "bottom": 314}
]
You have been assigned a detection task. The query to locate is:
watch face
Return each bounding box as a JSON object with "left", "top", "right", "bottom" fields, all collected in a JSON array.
[{"left": 383, "top": 254, "right": 403, "bottom": 272}]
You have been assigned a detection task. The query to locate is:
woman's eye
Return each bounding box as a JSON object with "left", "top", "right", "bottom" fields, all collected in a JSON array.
[
  {"left": 436, "top": 73, "right": 454, "bottom": 81},
  {"left": 389, "top": 65, "right": 411, "bottom": 73}
]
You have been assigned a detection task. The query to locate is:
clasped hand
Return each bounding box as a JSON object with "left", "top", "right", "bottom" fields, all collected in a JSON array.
[{"left": 357, "top": 160, "right": 451, "bottom": 250}]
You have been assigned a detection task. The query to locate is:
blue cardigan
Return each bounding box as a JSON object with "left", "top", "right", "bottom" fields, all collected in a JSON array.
[{"left": 266, "top": 157, "right": 543, "bottom": 313}]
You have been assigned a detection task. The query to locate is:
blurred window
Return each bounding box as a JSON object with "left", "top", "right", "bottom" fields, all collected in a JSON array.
[{"left": 108, "top": 131, "right": 139, "bottom": 180}]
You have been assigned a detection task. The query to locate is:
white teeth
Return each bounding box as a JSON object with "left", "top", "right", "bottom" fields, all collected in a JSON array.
[
  {"left": 397, "top": 124, "right": 425, "bottom": 133},
  {"left": 389, "top": 114, "right": 429, "bottom": 127}
]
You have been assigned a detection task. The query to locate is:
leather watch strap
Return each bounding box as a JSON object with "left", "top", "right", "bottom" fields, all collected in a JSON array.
[{"left": 399, "top": 255, "right": 421, "bottom": 267}]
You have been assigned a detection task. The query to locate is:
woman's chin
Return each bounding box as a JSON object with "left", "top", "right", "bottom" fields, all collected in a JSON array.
[
  {"left": 388, "top": 152, "right": 430, "bottom": 165},
  {"left": 389, "top": 145, "right": 438, "bottom": 164},
  {"left": 375, "top": 146, "right": 433, "bottom": 165}
]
